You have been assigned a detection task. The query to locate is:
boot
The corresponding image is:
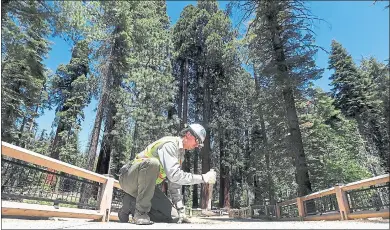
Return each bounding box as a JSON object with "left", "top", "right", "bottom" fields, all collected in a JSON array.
[
  {"left": 118, "top": 193, "right": 136, "bottom": 223},
  {"left": 133, "top": 209, "right": 154, "bottom": 225}
]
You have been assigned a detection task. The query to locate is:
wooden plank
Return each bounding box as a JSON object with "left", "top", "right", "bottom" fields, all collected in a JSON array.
[
  {"left": 275, "top": 204, "right": 281, "bottom": 219},
  {"left": 296, "top": 197, "right": 305, "bottom": 218},
  {"left": 342, "top": 174, "right": 389, "bottom": 191},
  {"left": 348, "top": 209, "right": 389, "bottom": 220},
  {"left": 109, "top": 212, "right": 120, "bottom": 221},
  {"left": 1, "top": 201, "right": 103, "bottom": 220},
  {"left": 114, "top": 180, "right": 121, "bottom": 189},
  {"left": 303, "top": 213, "right": 340, "bottom": 221},
  {"left": 278, "top": 217, "right": 300, "bottom": 221},
  {"left": 98, "top": 177, "right": 115, "bottom": 222},
  {"left": 335, "top": 185, "right": 350, "bottom": 220},
  {"left": 278, "top": 198, "right": 297, "bottom": 207},
  {"left": 1, "top": 142, "right": 107, "bottom": 184},
  {"left": 301, "top": 188, "right": 335, "bottom": 201}
]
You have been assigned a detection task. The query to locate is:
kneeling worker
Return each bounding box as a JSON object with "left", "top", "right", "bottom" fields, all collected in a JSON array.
[{"left": 118, "top": 124, "right": 217, "bottom": 225}]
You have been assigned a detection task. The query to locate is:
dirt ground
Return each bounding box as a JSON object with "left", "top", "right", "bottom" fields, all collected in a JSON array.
[{"left": 1, "top": 216, "right": 389, "bottom": 229}]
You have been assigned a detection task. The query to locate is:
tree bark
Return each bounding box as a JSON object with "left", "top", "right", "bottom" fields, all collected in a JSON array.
[
  {"left": 182, "top": 58, "right": 189, "bottom": 204},
  {"left": 50, "top": 105, "right": 69, "bottom": 160},
  {"left": 85, "top": 59, "right": 111, "bottom": 171},
  {"left": 192, "top": 149, "right": 199, "bottom": 208},
  {"left": 219, "top": 127, "right": 230, "bottom": 209},
  {"left": 95, "top": 102, "right": 117, "bottom": 175},
  {"left": 177, "top": 59, "right": 184, "bottom": 131},
  {"left": 200, "top": 68, "right": 211, "bottom": 209}
]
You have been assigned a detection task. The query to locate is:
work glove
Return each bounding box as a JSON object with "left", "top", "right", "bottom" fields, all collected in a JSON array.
[{"left": 202, "top": 169, "right": 216, "bottom": 184}]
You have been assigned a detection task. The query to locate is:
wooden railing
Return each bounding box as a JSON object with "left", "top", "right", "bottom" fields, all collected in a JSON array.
[
  {"left": 2, "top": 142, "right": 389, "bottom": 222},
  {"left": 229, "top": 174, "right": 389, "bottom": 221},
  {"left": 1, "top": 142, "right": 122, "bottom": 222}
]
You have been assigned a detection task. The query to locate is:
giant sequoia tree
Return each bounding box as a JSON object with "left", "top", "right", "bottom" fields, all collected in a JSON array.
[
  {"left": 173, "top": 0, "right": 253, "bottom": 209},
  {"left": 243, "top": 0, "right": 323, "bottom": 198},
  {"left": 50, "top": 40, "right": 90, "bottom": 163}
]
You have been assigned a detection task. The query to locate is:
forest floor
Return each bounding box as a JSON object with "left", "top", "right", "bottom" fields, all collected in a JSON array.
[{"left": 2, "top": 216, "right": 389, "bottom": 229}]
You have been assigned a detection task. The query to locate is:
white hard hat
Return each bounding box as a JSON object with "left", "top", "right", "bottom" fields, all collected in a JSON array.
[{"left": 189, "top": 123, "right": 206, "bottom": 147}]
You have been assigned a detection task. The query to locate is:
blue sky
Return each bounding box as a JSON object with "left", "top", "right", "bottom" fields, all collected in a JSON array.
[{"left": 36, "top": 1, "right": 389, "bottom": 152}]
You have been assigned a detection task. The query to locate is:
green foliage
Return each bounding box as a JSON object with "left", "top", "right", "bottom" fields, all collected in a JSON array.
[
  {"left": 1, "top": 0, "right": 51, "bottom": 143},
  {"left": 329, "top": 41, "right": 389, "bottom": 169},
  {"left": 299, "top": 88, "right": 374, "bottom": 191},
  {"left": 49, "top": 40, "right": 91, "bottom": 163}
]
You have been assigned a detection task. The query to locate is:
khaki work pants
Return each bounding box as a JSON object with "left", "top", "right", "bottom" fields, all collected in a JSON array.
[{"left": 119, "top": 158, "right": 179, "bottom": 223}]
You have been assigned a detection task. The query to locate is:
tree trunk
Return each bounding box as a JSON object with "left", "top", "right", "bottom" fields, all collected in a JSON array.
[
  {"left": 254, "top": 68, "right": 275, "bottom": 204},
  {"left": 264, "top": 2, "right": 313, "bottom": 198},
  {"left": 50, "top": 106, "right": 69, "bottom": 160},
  {"left": 95, "top": 102, "right": 117, "bottom": 175},
  {"left": 219, "top": 127, "right": 230, "bottom": 209},
  {"left": 219, "top": 126, "right": 225, "bottom": 208},
  {"left": 369, "top": 118, "right": 389, "bottom": 171},
  {"left": 130, "top": 121, "right": 138, "bottom": 161},
  {"left": 200, "top": 69, "right": 211, "bottom": 209},
  {"left": 182, "top": 58, "right": 189, "bottom": 204},
  {"left": 177, "top": 59, "right": 184, "bottom": 130},
  {"left": 1, "top": 0, "right": 10, "bottom": 23},
  {"left": 192, "top": 149, "right": 199, "bottom": 208},
  {"left": 85, "top": 65, "right": 110, "bottom": 171},
  {"left": 17, "top": 116, "right": 27, "bottom": 147}
]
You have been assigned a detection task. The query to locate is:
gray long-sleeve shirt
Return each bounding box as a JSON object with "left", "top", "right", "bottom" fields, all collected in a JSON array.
[{"left": 156, "top": 137, "right": 204, "bottom": 208}]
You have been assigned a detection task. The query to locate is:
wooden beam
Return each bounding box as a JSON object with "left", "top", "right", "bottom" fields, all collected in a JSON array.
[
  {"left": 109, "top": 212, "right": 120, "bottom": 221},
  {"left": 275, "top": 204, "right": 281, "bottom": 219},
  {"left": 278, "top": 198, "right": 297, "bottom": 207},
  {"left": 98, "top": 176, "right": 114, "bottom": 222},
  {"left": 348, "top": 209, "right": 389, "bottom": 220},
  {"left": 296, "top": 197, "right": 305, "bottom": 219},
  {"left": 303, "top": 213, "right": 340, "bottom": 221},
  {"left": 113, "top": 180, "right": 121, "bottom": 189},
  {"left": 342, "top": 174, "right": 390, "bottom": 191},
  {"left": 278, "top": 217, "right": 300, "bottom": 221},
  {"left": 335, "top": 185, "right": 350, "bottom": 220},
  {"left": 301, "top": 187, "right": 335, "bottom": 201},
  {"left": 2, "top": 201, "right": 103, "bottom": 220},
  {"left": 1, "top": 142, "right": 108, "bottom": 184}
]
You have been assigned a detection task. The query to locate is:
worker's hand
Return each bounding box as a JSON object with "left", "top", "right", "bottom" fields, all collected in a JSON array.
[
  {"left": 177, "top": 207, "right": 191, "bottom": 224},
  {"left": 202, "top": 170, "right": 216, "bottom": 184}
]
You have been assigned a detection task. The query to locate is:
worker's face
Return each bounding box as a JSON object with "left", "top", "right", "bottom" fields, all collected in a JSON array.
[{"left": 183, "top": 132, "right": 199, "bottom": 150}]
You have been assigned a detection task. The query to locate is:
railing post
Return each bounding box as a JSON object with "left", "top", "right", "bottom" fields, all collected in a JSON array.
[
  {"left": 335, "top": 184, "right": 350, "bottom": 220},
  {"left": 98, "top": 175, "right": 114, "bottom": 222},
  {"left": 296, "top": 197, "right": 305, "bottom": 220},
  {"left": 275, "top": 203, "right": 281, "bottom": 219}
]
